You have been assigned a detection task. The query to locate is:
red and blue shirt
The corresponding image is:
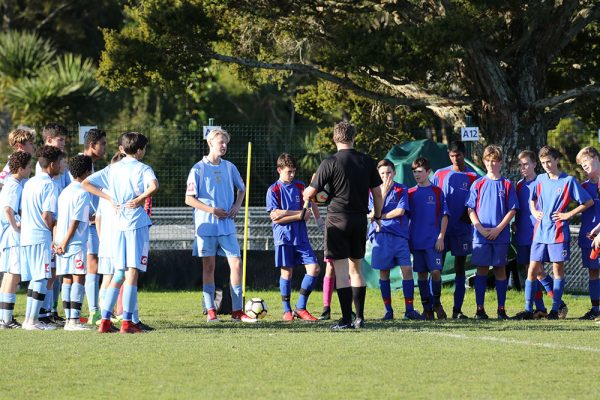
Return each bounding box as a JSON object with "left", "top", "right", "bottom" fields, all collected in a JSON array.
[
  {"left": 514, "top": 178, "right": 537, "bottom": 246},
  {"left": 266, "top": 179, "right": 310, "bottom": 246},
  {"left": 368, "top": 182, "right": 409, "bottom": 239},
  {"left": 432, "top": 166, "right": 479, "bottom": 236},
  {"left": 407, "top": 184, "right": 448, "bottom": 250},
  {"left": 579, "top": 179, "right": 600, "bottom": 249}
]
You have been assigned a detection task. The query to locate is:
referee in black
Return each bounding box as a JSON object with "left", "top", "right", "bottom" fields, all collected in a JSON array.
[{"left": 304, "top": 121, "right": 383, "bottom": 329}]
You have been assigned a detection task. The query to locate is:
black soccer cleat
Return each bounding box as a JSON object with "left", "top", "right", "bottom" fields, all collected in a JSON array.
[
  {"left": 579, "top": 309, "right": 600, "bottom": 320},
  {"left": 452, "top": 309, "right": 469, "bottom": 320},
  {"left": 330, "top": 318, "right": 354, "bottom": 330},
  {"left": 318, "top": 306, "right": 331, "bottom": 321},
  {"left": 475, "top": 309, "right": 489, "bottom": 320},
  {"left": 512, "top": 310, "right": 534, "bottom": 320},
  {"left": 497, "top": 309, "right": 509, "bottom": 320},
  {"left": 546, "top": 310, "right": 560, "bottom": 320}
]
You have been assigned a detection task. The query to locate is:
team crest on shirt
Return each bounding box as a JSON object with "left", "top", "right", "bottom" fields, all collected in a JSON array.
[
  {"left": 295, "top": 195, "right": 300, "bottom": 203},
  {"left": 461, "top": 182, "right": 468, "bottom": 191},
  {"left": 427, "top": 196, "right": 435, "bottom": 204},
  {"left": 498, "top": 189, "right": 505, "bottom": 197},
  {"left": 141, "top": 256, "right": 148, "bottom": 266},
  {"left": 187, "top": 182, "right": 195, "bottom": 192},
  {"left": 75, "top": 260, "right": 84, "bottom": 269},
  {"left": 556, "top": 188, "right": 562, "bottom": 194}
]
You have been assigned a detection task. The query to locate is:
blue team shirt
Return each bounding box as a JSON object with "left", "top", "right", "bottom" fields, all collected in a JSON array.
[
  {"left": 97, "top": 194, "right": 115, "bottom": 258},
  {"left": 465, "top": 176, "right": 518, "bottom": 244},
  {"left": 87, "top": 157, "right": 156, "bottom": 231},
  {"left": 531, "top": 172, "right": 591, "bottom": 244},
  {"left": 368, "top": 182, "right": 409, "bottom": 239},
  {"left": 20, "top": 172, "right": 58, "bottom": 245},
  {"left": 36, "top": 161, "right": 71, "bottom": 193},
  {"left": 0, "top": 176, "right": 24, "bottom": 249},
  {"left": 69, "top": 155, "right": 99, "bottom": 217},
  {"left": 266, "top": 179, "right": 310, "bottom": 246},
  {"left": 579, "top": 179, "right": 600, "bottom": 248},
  {"left": 55, "top": 182, "right": 91, "bottom": 255},
  {"left": 514, "top": 178, "right": 537, "bottom": 246},
  {"left": 407, "top": 184, "right": 448, "bottom": 250},
  {"left": 186, "top": 157, "right": 245, "bottom": 236},
  {"left": 432, "top": 166, "right": 479, "bottom": 236}
]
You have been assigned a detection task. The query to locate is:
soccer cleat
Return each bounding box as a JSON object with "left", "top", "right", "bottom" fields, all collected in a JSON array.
[
  {"left": 88, "top": 310, "right": 102, "bottom": 326},
  {"left": 283, "top": 311, "right": 294, "bottom": 321},
  {"left": 475, "top": 309, "right": 489, "bottom": 320},
  {"left": 352, "top": 317, "right": 365, "bottom": 329},
  {"left": 452, "top": 309, "right": 469, "bottom": 320},
  {"left": 512, "top": 310, "right": 534, "bottom": 320},
  {"left": 579, "top": 309, "right": 600, "bottom": 320},
  {"left": 558, "top": 303, "right": 568, "bottom": 319},
  {"left": 433, "top": 304, "right": 447, "bottom": 320},
  {"left": 38, "top": 315, "right": 60, "bottom": 327},
  {"left": 330, "top": 319, "right": 354, "bottom": 330},
  {"left": 37, "top": 320, "right": 58, "bottom": 330},
  {"left": 382, "top": 310, "right": 394, "bottom": 320},
  {"left": 51, "top": 311, "right": 66, "bottom": 326},
  {"left": 546, "top": 310, "right": 560, "bottom": 320},
  {"left": 0, "top": 318, "right": 22, "bottom": 329},
  {"left": 532, "top": 309, "right": 548, "bottom": 319},
  {"left": 98, "top": 318, "right": 115, "bottom": 333},
  {"left": 422, "top": 309, "right": 435, "bottom": 321},
  {"left": 403, "top": 310, "right": 424, "bottom": 321},
  {"left": 120, "top": 320, "right": 143, "bottom": 334},
  {"left": 318, "top": 307, "right": 331, "bottom": 320},
  {"left": 134, "top": 321, "right": 153, "bottom": 332},
  {"left": 294, "top": 309, "right": 318, "bottom": 322},
  {"left": 22, "top": 321, "right": 51, "bottom": 330},
  {"left": 207, "top": 308, "right": 220, "bottom": 323},
  {"left": 497, "top": 309, "right": 509, "bottom": 320},
  {"left": 231, "top": 310, "right": 258, "bottom": 323},
  {"left": 64, "top": 321, "right": 91, "bottom": 331}
]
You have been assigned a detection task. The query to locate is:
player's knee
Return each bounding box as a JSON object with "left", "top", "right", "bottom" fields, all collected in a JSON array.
[{"left": 113, "top": 270, "right": 125, "bottom": 284}]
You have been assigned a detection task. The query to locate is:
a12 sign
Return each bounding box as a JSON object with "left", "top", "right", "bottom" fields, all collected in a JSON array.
[{"left": 461, "top": 126, "right": 479, "bottom": 142}]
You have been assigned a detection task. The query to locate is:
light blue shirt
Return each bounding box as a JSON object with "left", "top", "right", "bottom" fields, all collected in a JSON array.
[
  {"left": 97, "top": 194, "right": 115, "bottom": 258},
  {"left": 55, "top": 182, "right": 91, "bottom": 255},
  {"left": 36, "top": 161, "right": 71, "bottom": 193},
  {"left": 186, "top": 157, "right": 245, "bottom": 236},
  {"left": 20, "top": 172, "right": 58, "bottom": 245},
  {"left": 0, "top": 176, "right": 24, "bottom": 249},
  {"left": 87, "top": 157, "right": 156, "bottom": 231}
]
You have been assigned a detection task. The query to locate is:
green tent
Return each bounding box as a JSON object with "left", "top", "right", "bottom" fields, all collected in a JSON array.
[{"left": 362, "top": 139, "right": 486, "bottom": 290}]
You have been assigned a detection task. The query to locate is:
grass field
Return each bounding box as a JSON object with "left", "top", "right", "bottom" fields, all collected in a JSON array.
[{"left": 2, "top": 288, "right": 600, "bottom": 399}]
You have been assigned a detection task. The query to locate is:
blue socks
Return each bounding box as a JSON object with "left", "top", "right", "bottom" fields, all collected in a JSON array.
[
  {"left": 475, "top": 275, "right": 487, "bottom": 307},
  {"left": 122, "top": 284, "right": 137, "bottom": 322},
  {"left": 534, "top": 281, "right": 546, "bottom": 311},
  {"left": 454, "top": 275, "right": 466, "bottom": 311},
  {"left": 85, "top": 273, "right": 99, "bottom": 313},
  {"left": 28, "top": 279, "right": 48, "bottom": 321},
  {"left": 538, "top": 275, "right": 554, "bottom": 295},
  {"left": 202, "top": 283, "right": 216, "bottom": 310},
  {"left": 52, "top": 278, "right": 60, "bottom": 311},
  {"left": 379, "top": 279, "right": 392, "bottom": 312},
  {"left": 231, "top": 284, "right": 243, "bottom": 311},
  {"left": 430, "top": 279, "right": 441, "bottom": 307},
  {"left": 552, "top": 279, "right": 565, "bottom": 312},
  {"left": 101, "top": 286, "right": 120, "bottom": 320},
  {"left": 71, "top": 282, "right": 85, "bottom": 321},
  {"left": 403, "top": 279, "right": 415, "bottom": 311},
  {"left": 280, "top": 278, "right": 291, "bottom": 313},
  {"left": 496, "top": 279, "right": 507, "bottom": 309},
  {"left": 62, "top": 283, "right": 72, "bottom": 320},
  {"left": 296, "top": 274, "right": 317, "bottom": 310},
  {"left": 418, "top": 279, "right": 432, "bottom": 311},
  {"left": 524, "top": 279, "right": 535, "bottom": 312},
  {"left": 590, "top": 279, "right": 600, "bottom": 312}
]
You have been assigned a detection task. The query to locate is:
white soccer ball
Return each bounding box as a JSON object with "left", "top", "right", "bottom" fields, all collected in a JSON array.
[{"left": 245, "top": 298, "right": 268, "bottom": 319}]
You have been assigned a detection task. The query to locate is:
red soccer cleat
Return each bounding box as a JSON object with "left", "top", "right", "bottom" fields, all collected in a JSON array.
[
  {"left": 207, "top": 308, "right": 220, "bottom": 323},
  {"left": 98, "top": 318, "right": 114, "bottom": 333},
  {"left": 283, "top": 311, "right": 294, "bottom": 321},
  {"left": 120, "top": 320, "right": 143, "bottom": 334},
  {"left": 293, "top": 309, "right": 317, "bottom": 322},
  {"left": 231, "top": 310, "right": 258, "bottom": 323}
]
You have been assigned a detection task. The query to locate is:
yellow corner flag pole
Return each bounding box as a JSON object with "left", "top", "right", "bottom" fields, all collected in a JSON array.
[{"left": 242, "top": 141, "right": 252, "bottom": 304}]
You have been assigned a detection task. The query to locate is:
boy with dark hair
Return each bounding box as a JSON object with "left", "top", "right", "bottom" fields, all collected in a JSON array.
[
  {"left": 267, "top": 153, "right": 321, "bottom": 321},
  {"left": 408, "top": 157, "right": 448, "bottom": 320},
  {"left": 518, "top": 146, "right": 592, "bottom": 320},
  {"left": 0, "top": 151, "right": 33, "bottom": 328},
  {"left": 83, "top": 132, "right": 159, "bottom": 333},
  {"left": 368, "top": 159, "right": 419, "bottom": 320},
  {"left": 0, "top": 128, "right": 35, "bottom": 188},
  {"left": 55, "top": 155, "right": 93, "bottom": 330},
  {"left": 466, "top": 145, "right": 518, "bottom": 320},
  {"left": 20, "top": 146, "right": 65, "bottom": 330},
  {"left": 432, "top": 140, "right": 479, "bottom": 319}
]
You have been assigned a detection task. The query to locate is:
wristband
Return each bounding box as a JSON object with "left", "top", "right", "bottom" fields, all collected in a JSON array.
[{"left": 374, "top": 215, "right": 381, "bottom": 220}]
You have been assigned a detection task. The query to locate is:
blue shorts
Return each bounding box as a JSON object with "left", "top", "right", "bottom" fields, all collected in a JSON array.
[
  {"left": 412, "top": 248, "right": 444, "bottom": 273},
  {"left": 113, "top": 226, "right": 150, "bottom": 272},
  {"left": 580, "top": 247, "right": 600, "bottom": 269},
  {"left": 516, "top": 245, "right": 531, "bottom": 265},
  {"left": 20, "top": 242, "right": 52, "bottom": 281},
  {"left": 56, "top": 249, "right": 87, "bottom": 276},
  {"left": 87, "top": 225, "right": 99, "bottom": 255},
  {"left": 0, "top": 246, "right": 20, "bottom": 275},
  {"left": 193, "top": 234, "right": 241, "bottom": 258},
  {"left": 444, "top": 233, "right": 472, "bottom": 256},
  {"left": 472, "top": 243, "right": 509, "bottom": 267},
  {"left": 370, "top": 233, "right": 411, "bottom": 270},
  {"left": 530, "top": 242, "right": 570, "bottom": 263},
  {"left": 98, "top": 256, "right": 114, "bottom": 275},
  {"left": 275, "top": 243, "right": 317, "bottom": 268}
]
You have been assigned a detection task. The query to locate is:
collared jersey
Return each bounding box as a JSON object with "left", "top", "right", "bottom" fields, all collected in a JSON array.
[
  {"left": 432, "top": 165, "right": 479, "bottom": 236},
  {"left": 266, "top": 179, "right": 310, "bottom": 246},
  {"left": 579, "top": 179, "right": 600, "bottom": 248},
  {"left": 0, "top": 176, "right": 24, "bottom": 248},
  {"left": 407, "top": 184, "right": 448, "bottom": 250},
  {"left": 465, "top": 176, "right": 518, "bottom": 244},
  {"left": 531, "top": 172, "right": 591, "bottom": 244},
  {"left": 514, "top": 178, "right": 537, "bottom": 246},
  {"left": 20, "top": 172, "right": 58, "bottom": 245},
  {"left": 55, "top": 182, "right": 91, "bottom": 255},
  {"left": 368, "top": 182, "right": 409, "bottom": 238},
  {"left": 186, "top": 157, "right": 245, "bottom": 236}
]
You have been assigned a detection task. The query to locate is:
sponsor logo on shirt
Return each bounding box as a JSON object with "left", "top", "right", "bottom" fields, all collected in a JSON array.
[
  {"left": 45, "top": 263, "right": 50, "bottom": 273},
  {"left": 75, "top": 259, "right": 84, "bottom": 269},
  {"left": 141, "top": 256, "right": 148, "bottom": 266}
]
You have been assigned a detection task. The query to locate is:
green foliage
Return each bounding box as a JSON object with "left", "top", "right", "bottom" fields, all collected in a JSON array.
[
  {"left": 0, "top": 31, "right": 54, "bottom": 83},
  {"left": 547, "top": 117, "right": 599, "bottom": 180}
]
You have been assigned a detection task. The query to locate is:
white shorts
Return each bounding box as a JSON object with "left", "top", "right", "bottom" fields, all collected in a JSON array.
[
  {"left": 0, "top": 246, "right": 20, "bottom": 275},
  {"left": 98, "top": 256, "right": 114, "bottom": 275},
  {"left": 56, "top": 249, "right": 87, "bottom": 276},
  {"left": 193, "top": 234, "right": 240, "bottom": 258},
  {"left": 20, "top": 242, "right": 52, "bottom": 281},
  {"left": 112, "top": 226, "right": 150, "bottom": 272}
]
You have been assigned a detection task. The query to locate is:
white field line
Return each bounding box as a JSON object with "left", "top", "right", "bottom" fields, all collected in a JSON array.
[{"left": 424, "top": 331, "right": 600, "bottom": 353}]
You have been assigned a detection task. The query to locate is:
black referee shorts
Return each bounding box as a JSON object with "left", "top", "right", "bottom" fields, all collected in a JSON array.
[{"left": 324, "top": 213, "right": 368, "bottom": 260}]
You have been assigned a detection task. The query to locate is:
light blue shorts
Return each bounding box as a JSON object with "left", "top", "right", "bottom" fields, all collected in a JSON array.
[
  {"left": 20, "top": 242, "right": 52, "bottom": 281},
  {"left": 370, "top": 233, "right": 411, "bottom": 270},
  {"left": 193, "top": 234, "right": 241, "bottom": 258},
  {"left": 87, "top": 225, "right": 99, "bottom": 255},
  {"left": 98, "top": 256, "right": 114, "bottom": 275},
  {"left": 412, "top": 248, "right": 444, "bottom": 273},
  {"left": 56, "top": 248, "right": 87, "bottom": 276},
  {"left": 0, "top": 246, "right": 20, "bottom": 275},
  {"left": 472, "top": 243, "right": 509, "bottom": 267},
  {"left": 530, "top": 242, "right": 570, "bottom": 263},
  {"left": 112, "top": 226, "right": 150, "bottom": 272}
]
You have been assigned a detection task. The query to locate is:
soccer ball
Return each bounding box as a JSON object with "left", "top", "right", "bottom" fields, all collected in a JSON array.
[
  {"left": 315, "top": 183, "right": 331, "bottom": 205},
  {"left": 245, "top": 298, "right": 268, "bottom": 319}
]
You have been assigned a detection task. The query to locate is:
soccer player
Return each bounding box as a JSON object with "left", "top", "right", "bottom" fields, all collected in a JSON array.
[
  {"left": 575, "top": 147, "right": 600, "bottom": 319},
  {"left": 512, "top": 150, "right": 548, "bottom": 319},
  {"left": 266, "top": 153, "right": 321, "bottom": 321},
  {"left": 368, "top": 159, "right": 419, "bottom": 320},
  {"left": 0, "top": 127, "right": 35, "bottom": 189},
  {"left": 0, "top": 152, "right": 33, "bottom": 328},
  {"left": 55, "top": 155, "right": 93, "bottom": 331},
  {"left": 465, "top": 145, "right": 518, "bottom": 320},
  {"left": 432, "top": 141, "right": 479, "bottom": 319},
  {"left": 20, "top": 146, "right": 64, "bottom": 330},
  {"left": 319, "top": 260, "right": 336, "bottom": 320},
  {"left": 185, "top": 128, "right": 255, "bottom": 323},
  {"left": 408, "top": 157, "right": 448, "bottom": 320},
  {"left": 83, "top": 132, "right": 159, "bottom": 333},
  {"left": 521, "top": 146, "right": 592, "bottom": 320}
]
